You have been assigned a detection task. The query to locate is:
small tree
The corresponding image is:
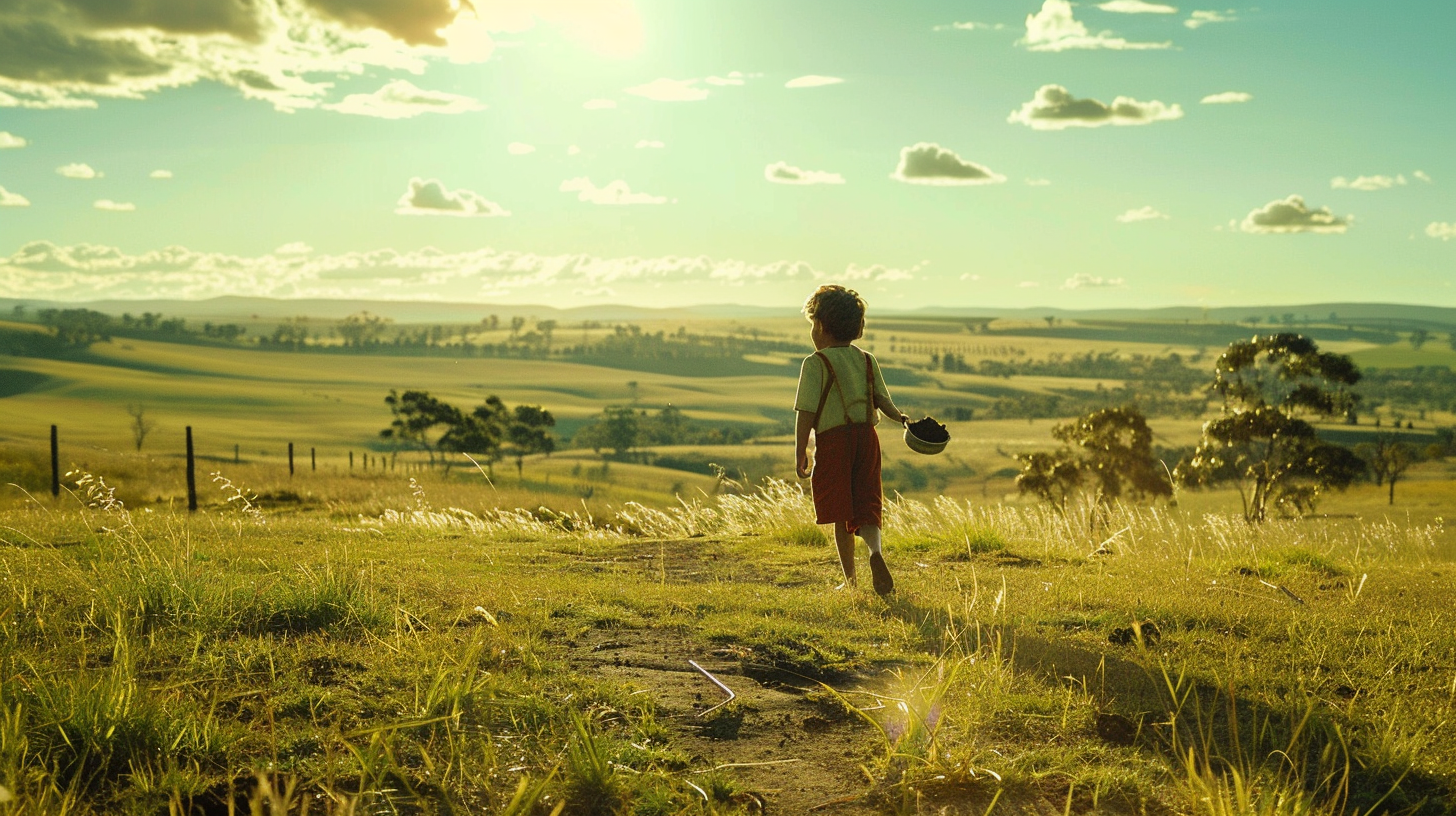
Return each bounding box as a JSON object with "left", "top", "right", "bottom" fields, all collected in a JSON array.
[
  {"left": 505, "top": 405, "right": 556, "bottom": 479},
  {"left": 126, "top": 404, "right": 156, "bottom": 451},
  {"left": 1175, "top": 334, "right": 1365, "bottom": 522},
  {"left": 1410, "top": 328, "right": 1430, "bottom": 350},
  {"left": 1014, "top": 451, "right": 1083, "bottom": 512},
  {"left": 575, "top": 406, "right": 641, "bottom": 459},
  {"left": 1356, "top": 433, "right": 1417, "bottom": 505},
  {"left": 1016, "top": 406, "right": 1172, "bottom": 518},
  {"left": 381, "top": 389, "right": 462, "bottom": 465}
]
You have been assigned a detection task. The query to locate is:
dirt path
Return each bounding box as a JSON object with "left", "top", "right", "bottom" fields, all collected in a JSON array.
[{"left": 567, "top": 627, "right": 884, "bottom": 814}]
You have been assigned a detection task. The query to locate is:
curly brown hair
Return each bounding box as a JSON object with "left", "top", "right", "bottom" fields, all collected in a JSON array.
[{"left": 803, "top": 284, "right": 866, "bottom": 342}]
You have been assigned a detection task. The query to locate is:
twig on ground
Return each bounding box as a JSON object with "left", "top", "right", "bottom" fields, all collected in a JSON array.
[
  {"left": 1258, "top": 579, "right": 1306, "bottom": 605},
  {"left": 689, "top": 659, "right": 736, "bottom": 716},
  {"left": 691, "top": 759, "right": 801, "bottom": 774}
]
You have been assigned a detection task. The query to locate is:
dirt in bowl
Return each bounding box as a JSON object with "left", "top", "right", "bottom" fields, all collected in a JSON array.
[{"left": 907, "top": 416, "right": 949, "bottom": 443}]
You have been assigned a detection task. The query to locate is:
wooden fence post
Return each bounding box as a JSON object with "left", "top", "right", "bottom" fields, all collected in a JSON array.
[
  {"left": 311, "top": 447, "right": 316, "bottom": 472},
  {"left": 234, "top": 443, "right": 239, "bottom": 465},
  {"left": 288, "top": 442, "right": 295, "bottom": 477},
  {"left": 186, "top": 426, "right": 197, "bottom": 512},
  {"left": 349, "top": 451, "right": 354, "bottom": 471},
  {"left": 50, "top": 424, "right": 59, "bottom": 497}
]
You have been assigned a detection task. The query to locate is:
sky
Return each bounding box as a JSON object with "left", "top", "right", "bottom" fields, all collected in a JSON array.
[{"left": 0, "top": 0, "right": 1452, "bottom": 311}]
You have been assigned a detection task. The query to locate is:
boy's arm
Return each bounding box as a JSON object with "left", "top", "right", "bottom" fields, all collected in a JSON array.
[
  {"left": 875, "top": 393, "right": 909, "bottom": 424},
  {"left": 795, "top": 410, "right": 815, "bottom": 478}
]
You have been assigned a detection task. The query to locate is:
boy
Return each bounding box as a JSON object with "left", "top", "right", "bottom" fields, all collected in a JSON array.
[{"left": 794, "top": 285, "right": 909, "bottom": 596}]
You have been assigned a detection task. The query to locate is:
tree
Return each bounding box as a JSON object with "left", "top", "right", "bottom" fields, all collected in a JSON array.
[
  {"left": 536, "top": 319, "right": 557, "bottom": 353},
  {"left": 1409, "top": 328, "right": 1430, "bottom": 350},
  {"left": 509, "top": 316, "right": 526, "bottom": 338},
  {"left": 1014, "top": 451, "right": 1082, "bottom": 512},
  {"left": 126, "top": 404, "right": 156, "bottom": 451},
  {"left": 575, "top": 406, "right": 641, "bottom": 459},
  {"left": 338, "top": 312, "right": 392, "bottom": 347},
  {"left": 381, "top": 389, "right": 462, "bottom": 464},
  {"left": 1355, "top": 433, "right": 1417, "bottom": 505},
  {"left": 505, "top": 405, "right": 556, "bottom": 478},
  {"left": 1016, "top": 406, "right": 1172, "bottom": 516},
  {"left": 36, "top": 308, "right": 112, "bottom": 346},
  {"left": 1175, "top": 334, "right": 1365, "bottom": 522}
]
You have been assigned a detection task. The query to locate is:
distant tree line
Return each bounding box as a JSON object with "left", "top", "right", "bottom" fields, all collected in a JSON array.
[
  {"left": 380, "top": 389, "right": 556, "bottom": 478},
  {"left": 572, "top": 405, "right": 763, "bottom": 459}
]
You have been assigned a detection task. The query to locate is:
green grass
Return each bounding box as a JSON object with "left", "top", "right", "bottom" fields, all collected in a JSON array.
[{"left": 0, "top": 470, "right": 1452, "bottom": 814}]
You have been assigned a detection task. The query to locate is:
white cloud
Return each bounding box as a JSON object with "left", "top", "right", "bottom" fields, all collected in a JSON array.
[
  {"left": 0, "top": 131, "right": 26, "bottom": 149},
  {"left": 960, "top": 273, "right": 981, "bottom": 281},
  {"left": 1117, "top": 206, "right": 1169, "bottom": 222},
  {"left": 149, "top": 169, "right": 173, "bottom": 179},
  {"left": 1026, "top": 178, "right": 1052, "bottom": 186},
  {"left": 94, "top": 200, "right": 136, "bottom": 212},
  {"left": 1427, "top": 223, "right": 1456, "bottom": 241},
  {"left": 1240, "top": 195, "right": 1350, "bottom": 234},
  {"left": 933, "top": 21, "right": 1006, "bottom": 31},
  {"left": 0, "top": 239, "right": 844, "bottom": 302},
  {"left": 891, "top": 143, "right": 1006, "bottom": 186},
  {"left": 635, "top": 140, "right": 665, "bottom": 149},
  {"left": 582, "top": 98, "right": 617, "bottom": 110},
  {"left": 507, "top": 142, "right": 536, "bottom": 155},
  {"left": 324, "top": 79, "right": 484, "bottom": 119},
  {"left": 1009, "top": 85, "right": 1183, "bottom": 130},
  {"left": 395, "top": 178, "right": 509, "bottom": 217},
  {"left": 624, "top": 78, "right": 708, "bottom": 102},
  {"left": 784, "top": 75, "right": 844, "bottom": 89},
  {"left": 0, "top": 185, "right": 30, "bottom": 207},
  {"left": 1185, "top": 9, "right": 1236, "bottom": 28},
  {"left": 1064, "top": 273, "right": 1125, "bottom": 289},
  {"left": 567, "top": 145, "right": 581, "bottom": 156},
  {"left": 1201, "top": 91, "right": 1252, "bottom": 104},
  {"left": 1097, "top": 1, "right": 1178, "bottom": 12},
  {"left": 1414, "top": 170, "right": 1433, "bottom": 184},
  {"left": 560, "top": 177, "right": 666, "bottom": 205},
  {"left": 765, "top": 161, "right": 845, "bottom": 185},
  {"left": 1331, "top": 175, "right": 1406, "bottom": 191},
  {"left": 275, "top": 241, "right": 313, "bottom": 255},
  {"left": 844, "top": 263, "right": 918, "bottom": 282},
  {"left": 0, "top": 1, "right": 644, "bottom": 113},
  {"left": 1020, "top": 0, "right": 1172, "bottom": 51},
  {"left": 57, "top": 163, "right": 101, "bottom": 179},
  {"left": 705, "top": 71, "right": 745, "bottom": 86}
]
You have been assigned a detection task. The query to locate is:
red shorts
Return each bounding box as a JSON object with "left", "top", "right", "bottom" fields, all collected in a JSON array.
[{"left": 810, "top": 423, "right": 882, "bottom": 534}]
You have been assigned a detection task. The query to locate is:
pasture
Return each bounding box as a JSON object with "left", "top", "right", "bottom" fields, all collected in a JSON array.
[{"left": 2, "top": 308, "right": 1456, "bottom": 813}]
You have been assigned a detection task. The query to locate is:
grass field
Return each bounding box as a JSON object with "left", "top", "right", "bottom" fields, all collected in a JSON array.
[
  {"left": 2, "top": 313, "right": 1456, "bottom": 813},
  {"left": 0, "top": 471, "right": 1453, "bottom": 815}
]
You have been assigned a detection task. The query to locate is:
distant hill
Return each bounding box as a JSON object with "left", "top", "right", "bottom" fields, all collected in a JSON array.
[{"left": 1, "top": 296, "right": 1452, "bottom": 328}]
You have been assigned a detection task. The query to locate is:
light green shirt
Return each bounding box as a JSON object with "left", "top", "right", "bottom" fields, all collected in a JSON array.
[{"left": 794, "top": 346, "right": 891, "bottom": 433}]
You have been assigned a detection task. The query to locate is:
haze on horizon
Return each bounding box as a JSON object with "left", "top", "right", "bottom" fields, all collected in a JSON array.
[{"left": 0, "top": 0, "right": 1451, "bottom": 312}]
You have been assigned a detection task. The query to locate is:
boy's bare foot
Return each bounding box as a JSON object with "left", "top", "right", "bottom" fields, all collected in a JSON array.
[{"left": 868, "top": 553, "right": 894, "bottom": 596}]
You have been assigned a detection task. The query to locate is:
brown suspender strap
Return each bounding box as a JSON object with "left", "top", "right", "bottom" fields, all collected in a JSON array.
[
  {"left": 811, "top": 351, "right": 835, "bottom": 430},
  {"left": 863, "top": 349, "right": 875, "bottom": 423}
]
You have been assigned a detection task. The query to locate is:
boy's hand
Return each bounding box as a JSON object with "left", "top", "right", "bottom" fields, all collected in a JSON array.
[{"left": 796, "top": 451, "right": 812, "bottom": 479}]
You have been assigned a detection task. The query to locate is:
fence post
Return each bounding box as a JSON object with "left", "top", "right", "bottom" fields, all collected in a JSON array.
[
  {"left": 288, "top": 442, "right": 295, "bottom": 477},
  {"left": 311, "top": 447, "right": 316, "bottom": 472},
  {"left": 349, "top": 451, "right": 354, "bottom": 471},
  {"left": 50, "top": 424, "right": 59, "bottom": 497},
  {"left": 234, "top": 443, "right": 239, "bottom": 465},
  {"left": 186, "top": 426, "right": 197, "bottom": 512}
]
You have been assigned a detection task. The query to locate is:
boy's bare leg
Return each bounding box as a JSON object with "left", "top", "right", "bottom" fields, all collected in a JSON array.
[{"left": 833, "top": 521, "right": 856, "bottom": 586}]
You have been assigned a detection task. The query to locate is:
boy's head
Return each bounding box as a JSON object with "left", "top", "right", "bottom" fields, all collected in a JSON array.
[{"left": 803, "top": 284, "right": 866, "bottom": 342}]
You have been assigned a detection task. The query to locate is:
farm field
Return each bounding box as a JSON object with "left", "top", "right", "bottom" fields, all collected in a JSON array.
[
  {"left": 0, "top": 477, "right": 1453, "bottom": 814},
  {"left": 2, "top": 308, "right": 1456, "bottom": 813}
]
